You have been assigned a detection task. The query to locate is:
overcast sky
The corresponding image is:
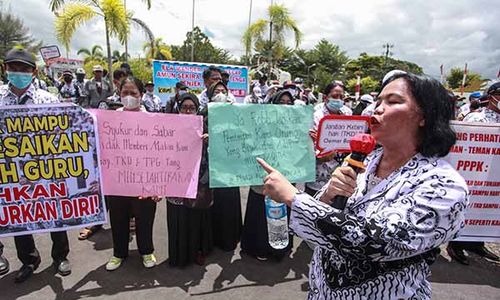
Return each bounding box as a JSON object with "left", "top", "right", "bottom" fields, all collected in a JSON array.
[{"left": 3, "top": 0, "right": 500, "bottom": 79}]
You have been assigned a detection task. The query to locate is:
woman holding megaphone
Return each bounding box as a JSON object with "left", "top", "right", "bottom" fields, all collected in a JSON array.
[{"left": 257, "top": 72, "right": 468, "bottom": 300}]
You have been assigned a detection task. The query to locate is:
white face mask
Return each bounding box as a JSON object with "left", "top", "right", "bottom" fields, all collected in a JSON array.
[
  {"left": 122, "top": 95, "right": 141, "bottom": 110},
  {"left": 212, "top": 93, "right": 228, "bottom": 102}
]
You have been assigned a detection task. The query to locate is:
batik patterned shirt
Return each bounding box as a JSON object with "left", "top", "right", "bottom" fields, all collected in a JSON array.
[
  {"left": 0, "top": 83, "right": 59, "bottom": 106},
  {"left": 291, "top": 147, "right": 469, "bottom": 300}
]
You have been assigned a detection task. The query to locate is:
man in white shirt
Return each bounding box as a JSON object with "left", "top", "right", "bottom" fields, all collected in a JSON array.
[
  {"left": 84, "top": 65, "right": 112, "bottom": 108},
  {"left": 142, "top": 81, "right": 161, "bottom": 112}
]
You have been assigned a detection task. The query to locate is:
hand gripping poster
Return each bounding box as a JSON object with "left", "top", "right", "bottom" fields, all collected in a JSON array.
[{"left": 0, "top": 104, "right": 106, "bottom": 237}]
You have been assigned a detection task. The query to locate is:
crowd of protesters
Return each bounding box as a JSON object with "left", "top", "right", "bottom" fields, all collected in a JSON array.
[{"left": 0, "top": 47, "right": 498, "bottom": 299}]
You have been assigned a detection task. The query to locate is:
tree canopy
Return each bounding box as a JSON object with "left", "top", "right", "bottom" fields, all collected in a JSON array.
[{"left": 0, "top": 11, "right": 42, "bottom": 59}]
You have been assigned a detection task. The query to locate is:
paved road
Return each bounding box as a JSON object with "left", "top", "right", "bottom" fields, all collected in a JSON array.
[{"left": 1, "top": 187, "right": 499, "bottom": 300}]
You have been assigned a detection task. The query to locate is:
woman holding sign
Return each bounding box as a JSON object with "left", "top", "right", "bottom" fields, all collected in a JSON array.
[
  {"left": 241, "top": 91, "right": 295, "bottom": 261},
  {"left": 106, "top": 76, "right": 160, "bottom": 271},
  {"left": 166, "top": 93, "right": 214, "bottom": 267},
  {"left": 202, "top": 82, "right": 243, "bottom": 251},
  {"left": 256, "top": 72, "right": 468, "bottom": 299},
  {"left": 306, "top": 82, "right": 351, "bottom": 198}
]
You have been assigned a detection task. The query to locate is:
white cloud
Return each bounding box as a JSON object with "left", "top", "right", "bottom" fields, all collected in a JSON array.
[{"left": 3, "top": 0, "right": 500, "bottom": 79}]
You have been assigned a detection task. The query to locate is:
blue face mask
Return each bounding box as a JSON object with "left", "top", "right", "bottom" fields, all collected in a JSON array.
[
  {"left": 326, "top": 98, "right": 343, "bottom": 111},
  {"left": 7, "top": 71, "right": 33, "bottom": 90}
]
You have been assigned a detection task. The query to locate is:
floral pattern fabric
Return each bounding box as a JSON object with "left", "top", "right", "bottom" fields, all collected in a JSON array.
[{"left": 291, "top": 147, "right": 469, "bottom": 300}]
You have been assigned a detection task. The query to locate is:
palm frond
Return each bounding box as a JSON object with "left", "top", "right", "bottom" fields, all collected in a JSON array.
[
  {"left": 101, "top": 0, "right": 129, "bottom": 44},
  {"left": 283, "top": 17, "right": 302, "bottom": 48},
  {"left": 242, "top": 19, "right": 268, "bottom": 54},
  {"left": 91, "top": 44, "right": 104, "bottom": 56},
  {"left": 54, "top": 3, "right": 98, "bottom": 51},
  {"left": 130, "top": 17, "right": 155, "bottom": 49},
  {"left": 49, "top": 0, "right": 66, "bottom": 12},
  {"left": 77, "top": 47, "right": 91, "bottom": 56}
]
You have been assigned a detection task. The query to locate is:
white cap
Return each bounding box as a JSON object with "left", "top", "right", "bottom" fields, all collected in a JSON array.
[
  {"left": 93, "top": 65, "right": 103, "bottom": 72},
  {"left": 382, "top": 70, "right": 406, "bottom": 85},
  {"left": 76, "top": 68, "right": 86, "bottom": 75},
  {"left": 360, "top": 94, "right": 374, "bottom": 104}
]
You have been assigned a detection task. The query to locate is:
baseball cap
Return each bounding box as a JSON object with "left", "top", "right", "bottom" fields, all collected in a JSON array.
[
  {"left": 93, "top": 65, "right": 103, "bottom": 72},
  {"left": 145, "top": 81, "right": 154, "bottom": 86},
  {"left": 360, "top": 94, "right": 374, "bottom": 104},
  {"left": 4, "top": 48, "right": 36, "bottom": 68},
  {"left": 76, "top": 68, "right": 86, "bottom": 75},
  {"left": 62, "top": 70, "right": 73, "bottom": 77},
  {"left": 486, "top": 82, "right": 500, "bottom": 95}
]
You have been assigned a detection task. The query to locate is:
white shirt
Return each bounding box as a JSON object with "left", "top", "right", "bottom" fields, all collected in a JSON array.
[
  {"left": 463, "top": 108, "right": 500, "bottom": 123},
  {"left": 0, "top": 83, "right": 59, "bottom": 106},
  {"left": 142, "top": 92, "right": 161, "bottom": 112},
  {"left": 198, "top": 88, "right": 236, "bottom": 110},
  {"left": 291, "top": 148, "right": 469, "bottom": 300}
]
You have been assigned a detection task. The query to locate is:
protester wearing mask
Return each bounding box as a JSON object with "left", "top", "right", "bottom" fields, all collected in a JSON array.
[
  {"left": 241, "top": 90, "right": 295, "bottom": 261},
  {"left": 306, "top": 82, "right": 351, "bottom": 197},
  {"left": 447, "top": 82, "right": 500, "bottom": 265},
  {"left": 84, "top": 65, "right": 112, "bottom": 108},
  {"left": 244, "top": 85, "right": 264, "bottom": 104},
  {"left": 198, "top": 66, "right": 235, "bottom": 110},
  {"left": 74, "top": 68, "right": 88, "bottom": 105},
  {"left": 166, "top": 93, "right": 214, "bottom": 267},
  {"left": 202, "top": 81, "right": 243, "bottom": 251},
  {"left": 457, "top": 91, "right": 482, "bottom": 121},
  {"left": 0, "top": 48, "right": 69, "bottom": 283},
  {"left": 313, "top": 82, "right": 352, "bottom": 115},
  {"left": 78, "top": 70, "right": 126, "bottom": 240},
  {"left": 58, "top": 70, "right": 80, "bottom": 103},
  {"left": 106, "top": 76, "right": 160, "bottom": 271},
  {"left": 142, "top": 81, "right": 161, "bottom": 112}
]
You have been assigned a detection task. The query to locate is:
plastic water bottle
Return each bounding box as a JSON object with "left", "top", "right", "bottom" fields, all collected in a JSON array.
[{"left": 265, "top": 196, "right": 289, "bottom": 249}]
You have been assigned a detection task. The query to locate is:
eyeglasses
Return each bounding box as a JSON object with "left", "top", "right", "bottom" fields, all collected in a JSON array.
[{"left": 180, "top": 105, "right": 197, "bottom": 112}]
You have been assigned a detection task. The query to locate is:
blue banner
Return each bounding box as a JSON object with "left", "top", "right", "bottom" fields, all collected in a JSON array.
[{"left": 152, "top": 60, "right": 249, "bottom": 106}]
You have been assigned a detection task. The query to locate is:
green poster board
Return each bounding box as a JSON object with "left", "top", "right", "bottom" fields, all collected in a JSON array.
[{"left": 208, "top": 103, "right": 315, "bottom": 188}]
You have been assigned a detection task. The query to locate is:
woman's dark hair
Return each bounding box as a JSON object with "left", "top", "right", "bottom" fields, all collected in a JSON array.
[
  {"left": 380, "top": 73, "right": 456, "bottom": 157},
  {"left": 119, "top": 76, "right": 144, "bottom": 94},
  {"left": 177, "top": 93, "right": 200, "bottom": 114},
  {"left": 323, "top": 82, "right": 345, "bottom": 96},
  {"left": 270, "top": 90, "right": 294, "bottom": 105},
  {"left": 207, "top": 81, "right": 228, "bottom": 100}
]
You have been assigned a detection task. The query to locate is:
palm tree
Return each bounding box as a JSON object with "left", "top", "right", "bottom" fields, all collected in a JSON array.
[
  {"left": 50, "top": 0, "right": 153, "bottom": 62},
  {"left": 243, "top": 4, "right": 302, "bottom": 71},
  {"left": 77, "top": 45, "right": 105, "bottom": 64},
  {"left": 111, "top": 50, "right": 129, "bottom": 63},
  {"left": 143, "top": 37, "right": 172, "bottom": 61},
  {"left": 52, "top": 0, "right": 155, "bottom": 88}
]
